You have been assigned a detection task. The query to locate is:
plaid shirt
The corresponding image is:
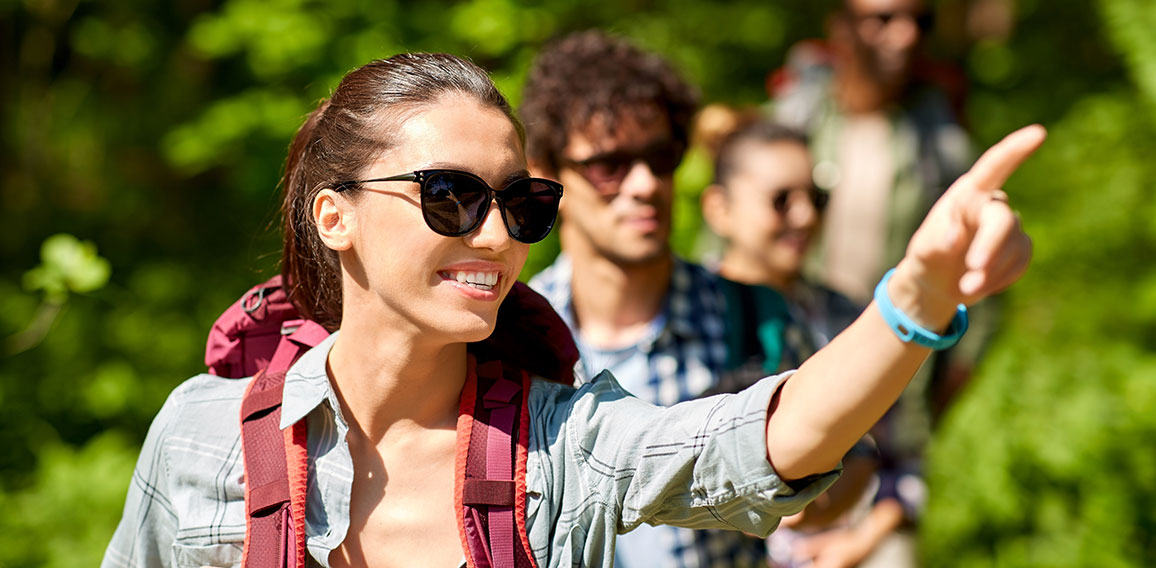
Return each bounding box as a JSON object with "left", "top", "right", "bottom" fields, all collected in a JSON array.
[
  {"left": 530, "top": 255, "right": 780, "bottom": 568},
  {"left": 103, "top": 332, "right": 836, "bottom": 568}
]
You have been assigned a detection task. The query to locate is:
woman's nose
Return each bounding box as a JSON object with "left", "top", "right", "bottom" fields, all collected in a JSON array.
[
  {"left": 465, "top": 200, "right": 512, "bottom": 251},
  {"left": 788, "top": 192, "right": 821, "bottom": 227}
]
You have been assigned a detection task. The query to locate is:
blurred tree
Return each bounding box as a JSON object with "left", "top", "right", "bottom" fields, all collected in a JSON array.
[
  {"left": 923, "top": 88, "right": 1156, "bottom": 565},
  {"left": 920, "top": 0, "right": 1156, "bottom": 561}
]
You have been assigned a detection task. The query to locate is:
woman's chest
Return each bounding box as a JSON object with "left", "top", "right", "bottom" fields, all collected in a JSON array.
[{"left": 330, "top": 429, "right": 463, "bottom": 567}]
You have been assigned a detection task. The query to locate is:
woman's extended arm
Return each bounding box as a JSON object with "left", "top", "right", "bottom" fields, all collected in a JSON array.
[{"left": 765, "top": 125, "right": 1046, "bottom": 480}]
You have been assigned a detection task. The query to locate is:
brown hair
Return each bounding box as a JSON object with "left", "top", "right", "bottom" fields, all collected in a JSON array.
[
  {"left": 520, "top": 30, "right": 700, "bottom": 173},
  {"left": 713, "top": 121, "right": 809, "bottom": 186},
  {"left": 281, "top": 53, "right": 522, "bottom": 331}
]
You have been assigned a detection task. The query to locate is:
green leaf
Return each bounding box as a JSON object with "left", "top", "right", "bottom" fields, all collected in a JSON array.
[{"left": 22, "top": 234, "right": 111, "bottom": 300}]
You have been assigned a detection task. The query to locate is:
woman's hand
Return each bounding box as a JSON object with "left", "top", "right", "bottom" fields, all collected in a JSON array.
[
  {"left": 887, "top": 125, "right": 1045, "bottom": 331},
  {"left": 765, "top": 125, "right": 1046, "bottom": 481}
]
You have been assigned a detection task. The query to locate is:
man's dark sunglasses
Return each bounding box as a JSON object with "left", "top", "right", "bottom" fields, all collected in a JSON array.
[
  {"left": 772, "top": 186, "right": 830, "bottom": 215},
  {"left": 560, "top": 139, "right": 685, "bottom": 196},
  {"left": 859, "top": 10, "right": 935, "bottom": 32},
  {"left": 334, "top": 169, "right": 564, "bottom": 244}
]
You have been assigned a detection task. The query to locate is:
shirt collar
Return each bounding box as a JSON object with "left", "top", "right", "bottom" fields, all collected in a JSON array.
[
  {"left": 538, "top": 253, "right": 709, "bottom": 344},
  {"left": 280, "top": 331, "right": 341, "bottom": 430},
  {"left": 535, "top": 253, "right": 579, "bottom": 332}
]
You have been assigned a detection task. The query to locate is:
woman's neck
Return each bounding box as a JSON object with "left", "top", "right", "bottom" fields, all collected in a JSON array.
[{"left": 326, "top": 314, "right": 467, "bottom": 444}]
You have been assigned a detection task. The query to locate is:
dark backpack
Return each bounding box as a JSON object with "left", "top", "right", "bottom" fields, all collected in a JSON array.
[
  {"left": 705, "top": 278, "right": 818, "bottom": 397},
  {"left": 205, "top": 275, "right": 578, "bottom": 568}
]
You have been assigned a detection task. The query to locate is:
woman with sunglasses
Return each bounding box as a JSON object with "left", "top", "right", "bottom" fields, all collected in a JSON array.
[
  {"left": 700, "top": 119, "right": 903, "bottom": 568},
  {"left": 701, "top": 120, "right": 859, "bottom": 346},
  {"left": 104, "top": 52, "right": 1042, "bottom": 568}
]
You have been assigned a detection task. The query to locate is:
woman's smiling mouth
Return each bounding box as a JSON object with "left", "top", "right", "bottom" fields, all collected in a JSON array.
[{"left": 440, "top": 270, "right": 499, "bottom": 291}]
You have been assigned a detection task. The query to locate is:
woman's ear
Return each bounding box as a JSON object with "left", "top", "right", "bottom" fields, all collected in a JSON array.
[
  {"left": 313, "top": 189, "right": 354, "bottom": 251},
  {"left": 700, "top": 184, "right": 732, "bottom": 239}
]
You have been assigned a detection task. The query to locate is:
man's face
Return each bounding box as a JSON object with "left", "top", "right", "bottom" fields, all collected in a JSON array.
[
  {"left": 553, "top": 114, "right": 680, "bottom": 265},
  {"left": 844, "top": 0, "right": 928, "bottom": 83}
]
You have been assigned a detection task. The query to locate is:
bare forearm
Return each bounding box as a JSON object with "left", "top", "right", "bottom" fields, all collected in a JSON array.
[{"left": 765, "top": 296, "right": 937, "bottom": 480}]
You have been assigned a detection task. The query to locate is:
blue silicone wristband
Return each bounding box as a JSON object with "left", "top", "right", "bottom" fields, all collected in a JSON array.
[{"left": 874, "top": 268, "right": 968, "bottom": 350}]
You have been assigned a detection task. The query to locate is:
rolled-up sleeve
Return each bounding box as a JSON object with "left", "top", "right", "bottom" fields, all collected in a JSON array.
[{"left": 530, "top": 370, "right": 839, "bottom": 540}]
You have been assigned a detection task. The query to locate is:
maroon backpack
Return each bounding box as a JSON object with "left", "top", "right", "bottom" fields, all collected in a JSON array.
[{"left": 205, "top": 275, "right": 578, "bottom": 568}]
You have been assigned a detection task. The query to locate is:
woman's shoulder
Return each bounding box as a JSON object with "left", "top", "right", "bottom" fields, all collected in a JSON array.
[
  {"left": 148, "top": 373, "right": 253, "bottom": 445},
  {"left": 166, "top": 372, "right": 252, "bottom": 410},
  {"left": 143, "top": 373, "right": 252, "bottom": 493},
  {"left": 526, "top": 371, "right": 658, "bottom": 434}
]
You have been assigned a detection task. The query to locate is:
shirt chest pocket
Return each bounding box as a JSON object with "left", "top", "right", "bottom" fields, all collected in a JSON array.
[
  {"left": 171, "top": 541, "right": 243, "bottom": 568},
  {"left": 165, "top": 446, "right": 247, "bottom": 567}
]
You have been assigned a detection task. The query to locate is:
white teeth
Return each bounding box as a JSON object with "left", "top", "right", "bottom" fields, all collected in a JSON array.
[{"left": 448, "top": 271, "right": 498, "bottom": 290}]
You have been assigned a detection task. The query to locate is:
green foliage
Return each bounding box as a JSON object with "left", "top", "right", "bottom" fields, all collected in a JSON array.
[
  {"left": 0, "top": 432, "right": 138, "bottom": 567},
  {"left": 922, "top": 49, "right": 1156, "bottom": 567},
  {"left": 23, "top": 234, "right": 112, "bottom": 301},
  {"left": 1100, "top": 0, "right": 1156, "bottom": 109},
  {"left": 1, "top": 0, "right": 1154, "bottom": 564}
]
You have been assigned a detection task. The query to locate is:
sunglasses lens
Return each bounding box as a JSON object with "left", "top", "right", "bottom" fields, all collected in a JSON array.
[
  {"left": 422, "top": 173, "right": 490, "bottom": 236},
  {"left": 645, "top": 143, "right": 684, "bottom": 175},
  {"left": 581, "top": 156, "right": 632, "bottom": 184},
  {"left": 571, "top": 143, "right": 683, "bottom": 197},
  {"left": 771, "top": 188, "right": 829, "bottom": 214},
  {"left": 916, "top": 12, "right": 934, "bottom": 31},
  {"left": 499, "top": 179, "right": 562, "bottom": 243},
  {"left": 812, "top": 189, "right": 830, "bottom": 211},
  {"left": 772, "top": 192, "right": 790, "bottom": 214}
]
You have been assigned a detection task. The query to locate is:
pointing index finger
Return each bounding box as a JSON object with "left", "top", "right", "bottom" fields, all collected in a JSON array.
[{"left": 963, "top": 124, "right": 1047, "bottom": 193}]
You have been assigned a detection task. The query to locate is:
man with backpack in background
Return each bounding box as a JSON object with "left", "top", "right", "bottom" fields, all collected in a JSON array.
[
  {"left": 522, "top": 30, "right": 816, "bottom": 568},
  {"left": 769, "top": 3, "right": 990, "bottom": 564}
]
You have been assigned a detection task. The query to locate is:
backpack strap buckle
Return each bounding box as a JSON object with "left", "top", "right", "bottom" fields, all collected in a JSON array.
[{"left": 242, "top": 285, "right": 273, "bottom": 314}]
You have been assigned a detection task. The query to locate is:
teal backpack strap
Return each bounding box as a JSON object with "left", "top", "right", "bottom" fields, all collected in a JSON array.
[
  {"left": 720, "top": 278, "right": 756, "bottom": 370},
  {"left": 719, "top": 278, "right": 792, "bottom": 373},
  {"left": 751, "top": 286, "right": 790, "bottom": 373}
]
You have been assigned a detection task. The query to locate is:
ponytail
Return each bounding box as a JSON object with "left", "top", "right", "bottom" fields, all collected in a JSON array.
[{"left": 280, "top": 100, "right": 343, "bottom": 331}]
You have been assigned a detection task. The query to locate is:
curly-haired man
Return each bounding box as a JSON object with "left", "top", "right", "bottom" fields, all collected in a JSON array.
[{"left": 523, "top": 30, "right": 814, "bottom": 568}]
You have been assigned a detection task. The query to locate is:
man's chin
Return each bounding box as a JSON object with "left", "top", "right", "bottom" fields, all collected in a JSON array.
[
  {"left": 603, "top": 239, "right": 670, "bottom": 266},
  {"left": 872, "top": 56, "right": 914, "bottom": 85}
]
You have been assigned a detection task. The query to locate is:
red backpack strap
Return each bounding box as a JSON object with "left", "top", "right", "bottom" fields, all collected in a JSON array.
[
  {"left": 240, "top": 320, "right": 329, "bottom": 568},
  {"left": 511, "top": 369, "right": 536, "bottom": 566},
  {"left": 456, "top": 356, "right": 539, "bottom": 568}
]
